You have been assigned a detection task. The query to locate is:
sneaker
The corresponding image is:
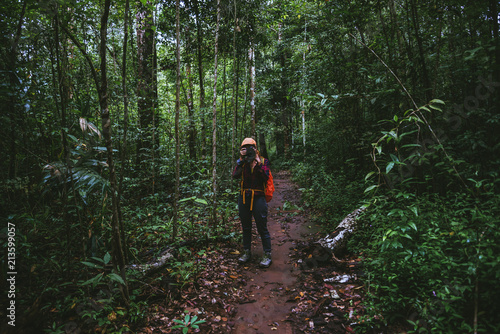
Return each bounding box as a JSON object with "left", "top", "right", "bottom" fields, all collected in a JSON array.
[
  {"left": 238, "top": 250, "right": 251, "bottom": 263},
  {"left": 259, "top": 252, "right": 272, "bottom": 267}
]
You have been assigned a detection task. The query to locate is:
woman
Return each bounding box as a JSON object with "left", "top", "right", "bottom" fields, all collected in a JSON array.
[{"left": 232, "top": 138, "right": 272, "bottom": 267}]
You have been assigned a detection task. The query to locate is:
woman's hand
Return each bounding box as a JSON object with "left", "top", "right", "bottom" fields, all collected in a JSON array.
[
  {"left": 251, "top": 155, "right": 261, "bottom": 168},
  {"left": 240, "top": 147, "right": 247, "bottom": 158}
]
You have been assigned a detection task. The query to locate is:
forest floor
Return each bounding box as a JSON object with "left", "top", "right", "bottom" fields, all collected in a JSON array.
[{"left": 138, "top": 171, "right": 367, "bottom": 334}]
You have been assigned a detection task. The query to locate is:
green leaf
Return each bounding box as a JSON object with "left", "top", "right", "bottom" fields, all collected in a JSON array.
[
  {"left": 365, "top": 171, "right": 376, "bottom": 181},
  {"left": 365, "top": 185, "right": 378, "bottom": 193},
  {"left": 103, "top": 252, "right": 111, "bottom": 265},
  {"left": 410, "top": 206, "right": 418, "bottom": 216},
  {"left": 386, "top": 162, "right": 395, "bottom": 174},
  {"left": 409, "top": 222, "right": 418, "bottom": 231},
  {"left": 429, "top": 99, "right": 445, "bottom": 104},
  {"left": 194, "top": 198, "right": 208, "bottom": 205},
  {"left": 81, "top": 261, "right": 103, "bottom": 269},
  {"left": 429, "top": 104, "right": 442, "bottom": 112},
  {"left": 179, "top": 196, "right": 196, "bottom": 203},
  {"left": 81, "top": 273, "right": 103, "bottom": 286},
  {"left": 401, "top": 144, "right": 421, "bottom": 148},
  {"left": 389, "top": 154, "right": 399, "bottom": 162},
  {"left": 419, "top": 106, "right": 431, "bottom": 112},
  {"left": 68, "top": 134, "right": 79, "bottom": 142},
  {"left": 108, "top": 273, "right": 125, "bottom": 285}
]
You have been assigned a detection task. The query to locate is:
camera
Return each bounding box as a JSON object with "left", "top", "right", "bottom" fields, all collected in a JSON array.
[{"left": 244, "top": 146, "right": 256, "bottom": 163}]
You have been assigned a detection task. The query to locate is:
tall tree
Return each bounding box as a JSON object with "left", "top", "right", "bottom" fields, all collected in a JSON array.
[
  {"left": 249, "top": 41, "right": 256, "bottom": 138},
  {"left": 186, "top": 63, "right": 197, "bottom": 160},
  {"left": 231, "top": 0, "right": 238, "bottom": 180},
  {"left": 5, "top": 1, "right": 27, "bottom": 179},
  {"left": 119, "top": 0, "right": 131, "bottom": 261},
  {"left": 173, "top": 0, "right": 181, "bottom": 240},
  {"left": 194, "top": 0, "right": 207, "bottom": 158},
  {"left": 136, "top": 0, "right": 157, "bottom": 168},
  {"left": 100, "top": 0, "right": 129, "bottom": 304},
  {"left": 211, "top": 0, "right": 220, "bottom": 226}
]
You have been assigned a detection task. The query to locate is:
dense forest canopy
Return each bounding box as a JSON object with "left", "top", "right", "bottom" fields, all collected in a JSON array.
[{"left": 1, "top": 0, "right": 499, "bottom": 333}]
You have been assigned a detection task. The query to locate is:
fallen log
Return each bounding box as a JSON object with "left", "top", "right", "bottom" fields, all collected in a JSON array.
[
  {"left": 316, "top": 206, "right": 367, "bottom": 260},
  {"left": 127, "top": 249, "right": 174, "bottom": 275}
]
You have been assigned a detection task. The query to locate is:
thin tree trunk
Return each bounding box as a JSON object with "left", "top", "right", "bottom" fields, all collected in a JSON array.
[
  {"left": 490, "top": 0, "right": 500, "bottom": 85},
  {"left": 195, "top": 0, "right": 207, "bottom": 158},
  {"left": 173, "top": 0, "right": 181, "bottom": 241},
  {"left": 231, "top": 0, "right": 238, "bottom": 188},
  {"left": 223, "top": 57, "right": 228, "bottom": 157},
  {"left": 212, "top": 0, "right": 221, "bottom": 227},
  {"left": 249, "top": 43, "right": 256, "bottom": 138},
  {"left": 7, "top": 0, "right": 27, "bottom": 179},
  {"left": 118, "top": 0, "right": 130, "bottom": 262},
  {"left": 186, "top": 63, "right": 196, "bottom": 160},
  {"left": 241, "top": 59, "right": 249, "bottom": 137},
  {"left": 302, "top": 18, "right": 307, "bottom": 159},
  {"left": 100, "top": 0, "right": 129, "bottom": 304},
  {"left": 54, "top": 9, "right": 72, "bottom": 271},
  {"left": 259, "top": 132, "right": 268, "bottom": 159},
  {"left": 136, "top": 0, "right": 155, "bottom": 167},
  {"left": 410, "top": 0, "right": 431, "bottom": 101},
  {"left": 235, "top": 56, "right": 240, "bottom": 143}
]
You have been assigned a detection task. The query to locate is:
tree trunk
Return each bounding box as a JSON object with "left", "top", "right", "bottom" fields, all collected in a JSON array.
[
  {"left": 249, "top": 42, "right": 256, "bottom": 138},
  {"left": 136, "top": 0, "right": 156, "bottom": 166},
  {"left": 231, "top": 0, "right": 238, "bottom": 187},
  {"left": 410, "top": 0, "right": 431, "bottom": 101},
  {"left": 173, "top": 0, "right": 181, "bottom": 241},
  {"left": 186, "top": 63, "right": 196, "bottom": 160},
  {"left": 490, "top": 0, "right": 500, "bottom": 85},
  {"left": 7, "top": 0, "right": 26, "bottom": 179},
  {"left": 317, "top": 207, "right": 367, "bottom": 258},
  {"left": 194, "top": 0, "right": 207, "bottom": 159},
  {"left": 211, "top": 0, "right": 221, "bottom": 227},
  {"left": 100, "top": 0, "right": 129, "bottom": 304},
  {"left": 54, "top": 9, "right": 73, "bottom": 270},
  {"left": 259, "top": 132, "right": 269, "bottom": 159},
  {"left": 118, "top": 0, "right": 130, "bottom": 262}
]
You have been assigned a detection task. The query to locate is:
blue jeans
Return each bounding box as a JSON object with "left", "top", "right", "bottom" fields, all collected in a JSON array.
[{"left": 238, "top": 194, "right": 271, "bottom": 254}]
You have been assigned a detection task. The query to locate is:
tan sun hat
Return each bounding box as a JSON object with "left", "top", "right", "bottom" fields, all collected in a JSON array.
[{"left": 240, "top": 137, "right": 257, "bottom": 148}]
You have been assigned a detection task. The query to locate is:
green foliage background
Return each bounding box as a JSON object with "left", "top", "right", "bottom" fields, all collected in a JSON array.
[{"left": 1, "top": 0, "right": 500, "bottom": 332}]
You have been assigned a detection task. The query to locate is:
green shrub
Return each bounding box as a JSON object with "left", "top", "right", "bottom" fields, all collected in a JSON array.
[{"left": 353, "top": 191, "right": 500, "bottom": 333}]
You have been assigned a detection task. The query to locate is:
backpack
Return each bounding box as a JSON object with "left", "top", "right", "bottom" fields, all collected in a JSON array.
[
  {"left": 240, "top": 157, "right": 274, "bottom": 209},
  {"left": 264, "top": 169, "right": 274, "bottom": 203}
]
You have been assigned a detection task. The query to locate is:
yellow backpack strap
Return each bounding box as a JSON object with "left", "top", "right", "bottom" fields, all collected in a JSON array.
[
  {"left": 241, "top": 166, "right": 245, "bottom": 204},
  {"left": 240, "top": 164, "right": 256, "bottom": 211}
]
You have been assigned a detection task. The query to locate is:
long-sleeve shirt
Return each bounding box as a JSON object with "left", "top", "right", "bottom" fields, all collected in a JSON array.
[{"left": 232, "top": 157, "right": 270, "bottom": 195}]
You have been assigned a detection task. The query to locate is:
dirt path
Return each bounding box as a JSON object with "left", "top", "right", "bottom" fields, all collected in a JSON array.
[
  {"left": 231, "top": 171, "right": 321, "bottom": 333},
  {"left": 135, "top": 170, "right": 366, "bottom": 334}
]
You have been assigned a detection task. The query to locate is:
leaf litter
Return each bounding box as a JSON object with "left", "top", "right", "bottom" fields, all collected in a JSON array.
[{"left": 135, "top": 171, "right": 369, "bottom": 333}]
